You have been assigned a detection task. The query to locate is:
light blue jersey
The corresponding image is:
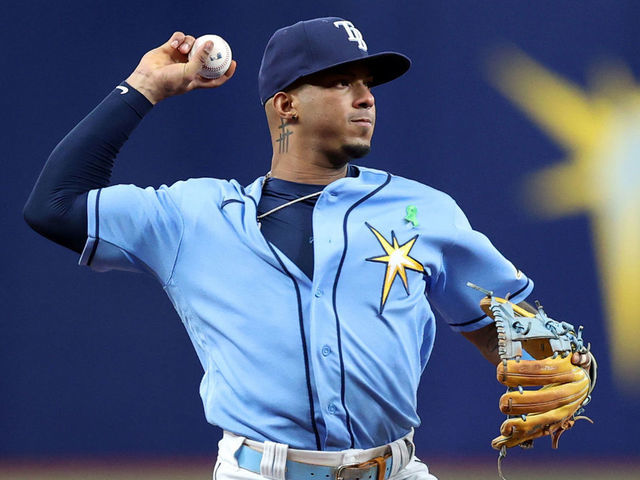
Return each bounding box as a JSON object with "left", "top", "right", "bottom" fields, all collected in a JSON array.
[{"left": 80, "top": 166, "right": 532, "bottom": 451}]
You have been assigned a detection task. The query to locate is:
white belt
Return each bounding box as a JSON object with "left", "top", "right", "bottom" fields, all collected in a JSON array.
[{"left": 224, "top": 431, "right": 415, "bottom": 480}]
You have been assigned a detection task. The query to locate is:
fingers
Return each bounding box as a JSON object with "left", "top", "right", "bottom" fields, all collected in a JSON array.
[
  {"left": 154, "top": 31, "right": 237, "bottom": 95},
  {"left": 167, "top": 31, "right": 196, "bottom": 55},
  {"left": 224, "top": 60, "right": 238, "bottom": 79},
  {"left": 183, "top": 39, "right": 214, "bottom": 79},
  {"left": 189, "top": 60, "right": 238, "bottom": 90},
  {"left": 179, "top": 35, "right": 196, "bottom": 54},
  {"left": 571, "top": 351, "right": 591, "bottom": 369},
  {"left": 188, "top": 39, "right": 214, "bottom": 69},
  {"left": 167, "top": 31, "right": 185, "bottom": 49}
]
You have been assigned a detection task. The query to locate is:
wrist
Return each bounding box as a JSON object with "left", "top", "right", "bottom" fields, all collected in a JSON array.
[
  {"left": 117, "top": 82, "right": 154, "bottom": 117},
  {"left": 125, "top": 71, "right": 162, "bottom": 104}
]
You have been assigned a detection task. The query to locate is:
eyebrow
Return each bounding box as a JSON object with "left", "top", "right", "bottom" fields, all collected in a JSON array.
[{"left": 300, "top": 68, "right": 374, "bottom": 88}]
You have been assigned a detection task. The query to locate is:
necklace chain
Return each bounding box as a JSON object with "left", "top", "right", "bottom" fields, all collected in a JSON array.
[
  {"left": 257, "top": 191, "right": 323, "bottom": 220},
  {"left": 257, "top": 172, "right": 324, "bottom": 222}
]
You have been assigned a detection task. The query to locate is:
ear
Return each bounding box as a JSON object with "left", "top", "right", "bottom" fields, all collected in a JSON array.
[{"left": 272, "top": 91, "right": 298, "bottom": 121}]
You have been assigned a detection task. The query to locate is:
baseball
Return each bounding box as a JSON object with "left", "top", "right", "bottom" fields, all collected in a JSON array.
[{"left": 189, "top": 34, "right": 232, "bottom": 79}]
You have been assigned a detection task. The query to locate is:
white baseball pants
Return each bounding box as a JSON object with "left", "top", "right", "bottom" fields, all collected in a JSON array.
[{"left": 213, "top": 431, "right": 438, "bottom": 480}]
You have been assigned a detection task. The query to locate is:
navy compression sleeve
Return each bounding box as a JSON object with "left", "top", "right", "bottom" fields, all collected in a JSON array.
[{"left": 24, "top": 83, "right": 153, "bottom": 253}]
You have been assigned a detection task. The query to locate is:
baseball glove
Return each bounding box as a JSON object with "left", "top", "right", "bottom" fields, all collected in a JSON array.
[{"left": 470, "top": 286, "right": 596, "bottom": 455}]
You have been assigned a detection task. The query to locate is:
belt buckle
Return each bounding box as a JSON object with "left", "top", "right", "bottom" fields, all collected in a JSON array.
[
  {"left": 336, "top": 456, "right": 386, "bottom": 480},
  {"left": 336, "top": 463, "right": 372, "bottom": 480},
  {"left": 335, "top": 463, "right": 366, "bottom": 480}
]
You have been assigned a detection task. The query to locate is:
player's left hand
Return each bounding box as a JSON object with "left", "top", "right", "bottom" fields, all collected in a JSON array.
[
  {"left": 477, "top": 294, "right": 597, "bottom": 452},
  {"left": 572, "top": 351, "right": 591, "bottom": 369}
]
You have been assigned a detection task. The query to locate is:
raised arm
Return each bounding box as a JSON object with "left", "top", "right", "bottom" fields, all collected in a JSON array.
[{"left": 23, "top": 32, "right": 236, "bottom": 252}]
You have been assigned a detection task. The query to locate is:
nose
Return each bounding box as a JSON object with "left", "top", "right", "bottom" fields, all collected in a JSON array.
[{"left": 353, "top": 82, "right": 375, "bottom": 109}]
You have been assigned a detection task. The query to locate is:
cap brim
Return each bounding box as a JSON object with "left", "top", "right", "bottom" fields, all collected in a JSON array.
[
  {"left": 345, "top": 52, "right": 412, "bottom": 87},
  {"left": 285, "top": 52, "right": 411, "bottom": 92}
]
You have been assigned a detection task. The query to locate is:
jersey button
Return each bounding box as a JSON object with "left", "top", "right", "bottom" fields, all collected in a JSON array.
[
  {"left": 321, "top": 345, "right": 331, "bottom": 356},
  {"left": 328, "top": 403, "right": 337, "bottom": 414},
  {"left": 314, "top": 289, "right": 323, "bottom": 298}
]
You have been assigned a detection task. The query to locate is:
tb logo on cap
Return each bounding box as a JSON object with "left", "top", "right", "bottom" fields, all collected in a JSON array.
[{"left": 333, "top": 20, "right": 368, "bottom": 51}]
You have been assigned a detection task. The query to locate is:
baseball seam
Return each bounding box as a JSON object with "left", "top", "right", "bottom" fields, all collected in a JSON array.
[{"left": 201, "top": 45, "right": 231, "bottom": 77}]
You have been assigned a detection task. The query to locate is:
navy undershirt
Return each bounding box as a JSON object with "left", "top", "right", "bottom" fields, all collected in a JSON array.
[
  {"left": 258, "top": 165, "right": 358, "bottom": 281},
  {"left": 24, "top": 82, "right": 358, "bottom": 280}
]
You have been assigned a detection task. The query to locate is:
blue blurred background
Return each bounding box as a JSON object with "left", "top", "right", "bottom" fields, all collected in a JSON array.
[{"left": 3, "top": 0, "right": 639, "bottom": 471}]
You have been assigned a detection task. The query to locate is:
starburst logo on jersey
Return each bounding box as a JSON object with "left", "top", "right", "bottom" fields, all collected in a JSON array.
[
  {"left": 488, "top": 46, "right": 640, "bottom": 394},
  {"left": 365, "top": 223, "right": 424, "bottom": 313}
]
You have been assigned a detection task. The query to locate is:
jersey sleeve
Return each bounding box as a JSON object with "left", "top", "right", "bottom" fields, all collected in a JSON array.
[
  {"left": 78, "top": 183, "right": 185, "bottom": 284},
  {"left": 427, "top": 202, "right": 534, "bottom": 332}
]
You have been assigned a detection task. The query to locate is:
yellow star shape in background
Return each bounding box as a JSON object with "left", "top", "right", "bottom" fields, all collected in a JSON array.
[
  {"left": 366, "top": 223, "right": 424, "bottom": 312},
  {"left": 488, "top": 47, "right": 640, "bottom": 393}
]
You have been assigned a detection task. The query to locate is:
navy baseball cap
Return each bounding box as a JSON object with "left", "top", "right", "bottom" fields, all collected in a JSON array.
[{"left": 258, "top": 17, "right": 411, "bottom": 105}]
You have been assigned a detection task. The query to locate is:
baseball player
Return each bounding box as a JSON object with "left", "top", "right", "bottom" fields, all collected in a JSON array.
[{"left": 24, "top": 18, "right": 591, "bottom": 480}]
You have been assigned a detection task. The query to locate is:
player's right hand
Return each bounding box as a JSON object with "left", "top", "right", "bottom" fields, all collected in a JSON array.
[{"left": 125, "top": 31, "right": 237, "bottom": 104}]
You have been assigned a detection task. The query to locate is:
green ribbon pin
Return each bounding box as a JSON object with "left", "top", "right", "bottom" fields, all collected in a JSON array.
[{"left": 405, "top": 205, "right": 419, "bottom": 227}]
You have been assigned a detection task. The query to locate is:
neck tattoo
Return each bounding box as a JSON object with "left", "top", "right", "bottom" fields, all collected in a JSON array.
[{"left": 276, "top": 118, "right": 293, "bottom": 154}]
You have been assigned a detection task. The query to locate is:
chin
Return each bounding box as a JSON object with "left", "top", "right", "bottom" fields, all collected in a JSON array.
[{"left": 341, "top": 143, "right": 371, "bottom": 160}]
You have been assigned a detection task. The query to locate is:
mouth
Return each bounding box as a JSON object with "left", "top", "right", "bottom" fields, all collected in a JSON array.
[{"left": 350, "top": 117, "right": 374, "bottom": 127}]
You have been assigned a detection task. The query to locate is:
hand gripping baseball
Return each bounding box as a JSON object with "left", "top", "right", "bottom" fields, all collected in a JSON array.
[{"left": 125, "top": 31, "right": 237, "bottom": 104}]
